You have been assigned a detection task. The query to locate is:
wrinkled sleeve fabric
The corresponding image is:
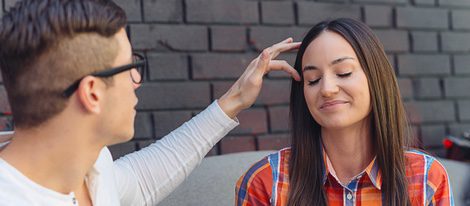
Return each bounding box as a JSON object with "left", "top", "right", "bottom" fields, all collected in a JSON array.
[{"left": 113, "top": 101, "right": 238, "bottom": 206}]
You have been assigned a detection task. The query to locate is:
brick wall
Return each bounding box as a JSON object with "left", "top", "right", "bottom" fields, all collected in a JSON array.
[{"left": 1, "top": 0, "right": 470, "bottom": 159}]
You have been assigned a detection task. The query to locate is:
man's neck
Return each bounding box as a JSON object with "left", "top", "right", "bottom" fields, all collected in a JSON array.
[{"left": 0, "top": 123, "right": 104, "bottom": 194}]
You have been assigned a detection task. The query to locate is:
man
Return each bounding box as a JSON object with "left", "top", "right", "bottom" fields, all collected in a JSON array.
[{"left": 0, "top": 0, "right": 300, "bottom": 205}]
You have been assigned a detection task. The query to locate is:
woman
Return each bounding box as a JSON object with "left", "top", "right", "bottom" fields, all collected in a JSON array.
[{"left": 235, "top": 18, "right": 453, "bottom": 206}]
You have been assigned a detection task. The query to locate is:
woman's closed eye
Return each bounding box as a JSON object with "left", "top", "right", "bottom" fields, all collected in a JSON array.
[
  {"left": 306, "top": 71, "right": 353, "bottom": 86},
  {"left": 307, "top": 78, "right": 320, "bottom": 86},
  {"left": 337, "top": 72, "right": 352, "bottom": 78}
]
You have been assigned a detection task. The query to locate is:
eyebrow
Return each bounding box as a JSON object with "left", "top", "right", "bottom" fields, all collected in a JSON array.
[{"left": 303, "top": 56, "right": 355, "bottom": 72}]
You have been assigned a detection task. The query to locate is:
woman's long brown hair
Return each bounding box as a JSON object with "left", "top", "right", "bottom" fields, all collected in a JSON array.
[{"left": 287, "top": 18, "right": 412, "bottom": 206}]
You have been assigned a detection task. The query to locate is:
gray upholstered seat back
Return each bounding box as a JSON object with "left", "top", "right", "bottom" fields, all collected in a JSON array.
[
  {"left": 158, "top": 151, "right": 274, "bottom": 206},
  {"left": 158, "top": 151, "right": 470, "bottom": 206}
]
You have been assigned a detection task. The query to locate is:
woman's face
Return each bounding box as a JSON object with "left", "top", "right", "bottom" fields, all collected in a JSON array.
[{"left": 302, "top": 31, "right": 371, "bottom": 130}]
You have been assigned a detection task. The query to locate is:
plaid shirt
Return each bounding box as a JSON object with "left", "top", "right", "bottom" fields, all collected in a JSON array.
[{"left": 236, "top": 148, "right": 454, "bottom": 206}]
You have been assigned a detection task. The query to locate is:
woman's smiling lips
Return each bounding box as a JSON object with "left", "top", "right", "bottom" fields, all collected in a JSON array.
[{"left": 319, "top": 100, "right": 349, "bottom": 110}]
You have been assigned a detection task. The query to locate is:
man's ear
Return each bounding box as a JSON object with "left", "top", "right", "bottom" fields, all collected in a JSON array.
[{"left": 76, "top": 76, "right": 106, "bottom": 114}]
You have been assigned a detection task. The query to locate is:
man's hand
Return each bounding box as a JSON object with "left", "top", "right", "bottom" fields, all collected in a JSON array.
[{"left": 218, "top": 38, "right": 301, "bottom": 118}]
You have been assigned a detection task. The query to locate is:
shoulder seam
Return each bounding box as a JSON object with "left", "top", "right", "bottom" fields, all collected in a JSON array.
[{"left": 406, "top": 150, "right": 437, "bottom": 161}]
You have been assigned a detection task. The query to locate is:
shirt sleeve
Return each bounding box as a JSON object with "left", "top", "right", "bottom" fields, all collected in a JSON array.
[
  {"left": 113, "top": 100, "right": 239, "bottom": 206},
  {"left": 235, "top": 157, "right": 273, "bottom": 206},
  {"left": 425, "top": 159, "right": 454, "bottom": 206}
]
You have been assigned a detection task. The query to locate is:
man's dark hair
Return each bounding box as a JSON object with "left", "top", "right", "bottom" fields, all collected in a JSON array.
[{"left": 0, "top": 0, "right": 127, "bottom": 128}]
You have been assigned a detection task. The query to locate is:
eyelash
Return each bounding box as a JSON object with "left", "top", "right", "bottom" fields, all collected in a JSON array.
[
  {"left": 307, "top": 72, "right": 352, "bottom": 86},
  {"left": 337, "top": 72, "right": 352, "bottom": 78},
  {"left": 308, "top": 79, "right": 320, "bottom": 85}
]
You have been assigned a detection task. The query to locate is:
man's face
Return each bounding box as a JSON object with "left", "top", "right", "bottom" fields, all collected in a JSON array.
[{"left": 100, "top": 28, "right": 140, "bottom": 145}]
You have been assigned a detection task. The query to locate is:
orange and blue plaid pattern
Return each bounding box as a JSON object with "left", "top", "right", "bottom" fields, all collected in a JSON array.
[{"left": 236, "top": 148, "right": 454, "bottom": 206}]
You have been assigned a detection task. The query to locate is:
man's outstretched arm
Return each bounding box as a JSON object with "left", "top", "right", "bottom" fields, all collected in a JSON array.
[{"left": 112, "top": 38, "right": 301, "bottom": 205}]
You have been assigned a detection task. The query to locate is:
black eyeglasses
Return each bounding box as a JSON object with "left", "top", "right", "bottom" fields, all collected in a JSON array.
[{"left": 63, "top": 53, "right": 147, "bottom": 97}]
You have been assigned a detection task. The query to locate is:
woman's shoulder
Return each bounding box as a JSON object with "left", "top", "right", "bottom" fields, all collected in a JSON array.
[
  {"left": 235, "top": 148, "right": 292, "bottom": 203},
  {"left": 404, "top": 150, "right": 450, "bottom": 182},
  {"left": 405, "top": 150, "right": 444, "bottom": 168},
  {"left": 236, "top": 148, "right": 291, "bottom": 187},
  {"left": 239, "top": 148, "right": 291, "bottom": 177},
  {"left": 405, "top": 149, "right": 436, "bottom": 163},
  {"left": 404, "top": 150, "right": 454, "bottom": 205}
]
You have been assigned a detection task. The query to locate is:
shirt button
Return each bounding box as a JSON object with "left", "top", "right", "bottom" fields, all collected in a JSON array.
[{"left": 347, "top": 193, "right": 353, "bottom": 200}]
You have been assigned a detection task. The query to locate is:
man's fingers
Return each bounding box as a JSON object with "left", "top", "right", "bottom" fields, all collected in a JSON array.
[
  {"left": 279, "top": 37, "right": 293, "bottom": 44},
  {"left": 266, "top": 38, "right": 294, "bottom": 53},
  {"left": 269, "top": 42, "right": 301, "bottom": 59},
  {"left": 251, "top": 49, "right": 271, "bottom": 80},
  {"left": 268, "top": 60, "right": 301, "bottom": 81},
  {"left": 247, "top": 38, "right": 301, "bottom": 82},
  {"left": 263, "top": 37, "right": 300, "bottom": 58}
]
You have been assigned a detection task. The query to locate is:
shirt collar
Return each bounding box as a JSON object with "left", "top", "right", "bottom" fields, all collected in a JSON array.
[
  {"left": 321, "top": 148, "right": 382, "bottom": 190},
  {"left": 88, "top": 148, "right": 110, "bottom": 177},
  {"left": 0, "top": 131, "right": 14, "bottom": 150}
]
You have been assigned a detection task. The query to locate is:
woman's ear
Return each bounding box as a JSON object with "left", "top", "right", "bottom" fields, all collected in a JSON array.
[{"left": 76, "top": 76, "right": 106, "bottom": 114}]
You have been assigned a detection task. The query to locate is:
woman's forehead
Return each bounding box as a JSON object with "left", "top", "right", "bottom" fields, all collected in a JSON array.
[{"left": 302, "top": 31, "right": 358, "bottom": 67}]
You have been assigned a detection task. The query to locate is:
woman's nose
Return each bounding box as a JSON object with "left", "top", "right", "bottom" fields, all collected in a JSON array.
[{"left": 320, "top": 76, "right": 340, "bottom": 97}]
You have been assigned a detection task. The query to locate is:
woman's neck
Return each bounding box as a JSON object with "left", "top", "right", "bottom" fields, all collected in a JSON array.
[{"left": 321, "top": 118, "right": 374, "bottom": 184}]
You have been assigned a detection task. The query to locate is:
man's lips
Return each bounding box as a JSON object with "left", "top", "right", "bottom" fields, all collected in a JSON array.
[{"left": 320, "top": 100, "right": 348, "bottom": 109}]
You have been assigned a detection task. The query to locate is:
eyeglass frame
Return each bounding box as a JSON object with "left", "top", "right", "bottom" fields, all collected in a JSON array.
[{"left": 62, "top": 52, "right": 147, "bottom": 98}]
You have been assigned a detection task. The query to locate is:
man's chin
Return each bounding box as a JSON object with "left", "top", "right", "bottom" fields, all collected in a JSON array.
[
  {"left": 123, "top": 131, "right": 135, "bottom": 142},
  {"left": 125, "top": 133, "right": 134, "bottom": 142},
  {"left": 107, "top": 133, "right": 134, "bottom": 146}
]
